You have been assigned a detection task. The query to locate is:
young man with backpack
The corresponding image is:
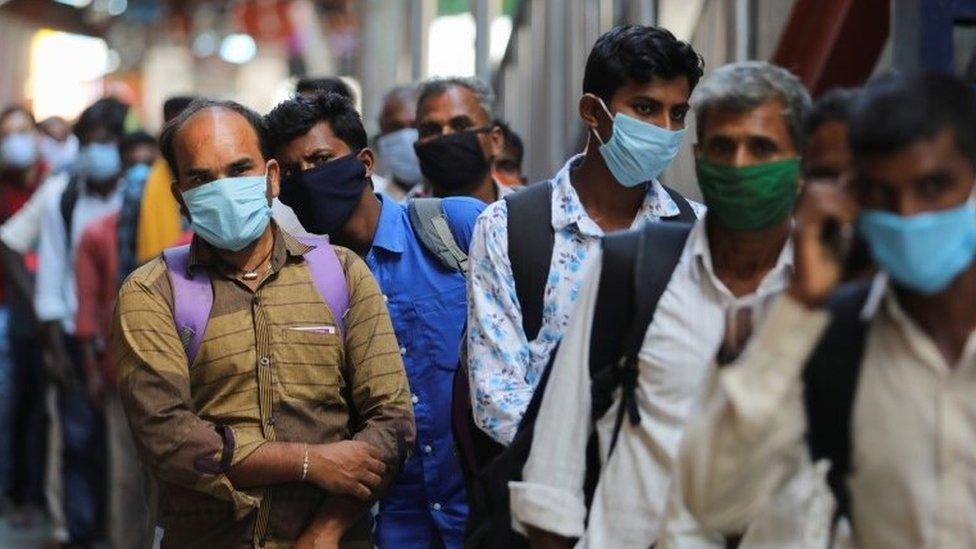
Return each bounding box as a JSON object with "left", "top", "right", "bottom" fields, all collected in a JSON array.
[
  {"left": 679, "top": 74, "right": 976, "bottom": 549},
  {"left": 112, "top": 99, "right": 415, "bottom": 548},
  {"left": 511, "top": 61, "right": 811, "bottom": 548},
  {"left": 265, "top": 91, "right": 484, "bottom": 548}
]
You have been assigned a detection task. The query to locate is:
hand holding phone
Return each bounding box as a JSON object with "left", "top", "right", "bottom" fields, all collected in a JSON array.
[{"left": 789, "top": 180, "right": 860, "bottom": 307}]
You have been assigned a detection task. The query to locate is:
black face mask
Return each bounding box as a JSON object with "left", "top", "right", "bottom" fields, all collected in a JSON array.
[
  {"left": 413, "top": 129, "right": 490, "bottom": 194},
  {"left": 279, "top": 154, "right": 367, "bottom": 235}
]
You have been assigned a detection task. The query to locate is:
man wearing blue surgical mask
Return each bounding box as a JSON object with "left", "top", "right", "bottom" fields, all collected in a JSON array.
[
  {"left": 112, "top": 99, "right": 414, "bottom": 548},
  {"left": 679, "top": 75, "right": 976, "bottom": 548},
  {"left": 30, "top": 96, "right": 128, "bottom": 546},
  {"left": 373, "top": 84, "right": 425, "bottom": 201},
  {"left": 466, "top": 25, "right": 705, "bottom": 449}
]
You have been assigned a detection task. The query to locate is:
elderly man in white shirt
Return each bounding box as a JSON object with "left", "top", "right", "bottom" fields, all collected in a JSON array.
[
  {"left": 510, "top": 61, "right": 813, "bottom": 548},
  {"left": 678, "top": 74, "right": 976, "bottom": 549}
]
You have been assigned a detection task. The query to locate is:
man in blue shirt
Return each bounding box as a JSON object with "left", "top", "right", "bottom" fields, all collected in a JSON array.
[{"left": 265, "top": 91, "right": 483, "bottom": 548}]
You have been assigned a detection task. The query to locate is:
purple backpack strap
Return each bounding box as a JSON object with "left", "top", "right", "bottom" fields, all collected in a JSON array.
[
  {"left": 296, "top": 237, "right": 349, "bottom": 335},
  {"left": 162, "top": 245, "right": 213, "bottom": 365}
]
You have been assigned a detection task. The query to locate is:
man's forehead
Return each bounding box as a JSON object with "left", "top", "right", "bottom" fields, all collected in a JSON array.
[
  {"left": 703, "top": 102, "right": 790, "bottom": 135},
  {"left": 419, "top": 86, "right": 486, "bottom": 120},
  {"left": 176, "top": 108, "right": 262, "bottom": 157}
]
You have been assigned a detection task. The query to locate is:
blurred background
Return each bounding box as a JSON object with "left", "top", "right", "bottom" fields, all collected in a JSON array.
[{"left": 0, "top": 0, "right": 973, "bottom": 193}]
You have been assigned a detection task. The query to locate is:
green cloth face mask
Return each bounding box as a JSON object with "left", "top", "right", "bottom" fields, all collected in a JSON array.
[{"left": 696, "top": 157, "right": 800, "bottom": 230}]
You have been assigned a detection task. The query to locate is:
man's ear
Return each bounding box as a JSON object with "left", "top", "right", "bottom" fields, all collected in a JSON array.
[
  {"left": 579, "top": 94, "right": 609, "bottom": 144},
  {"left": 489, "top": 126, "right": 505, "bottom": 158},
  {"left": 266, "top": 159, "right": 280, "bottom": 200},
  {"left": 357, "top": 148, "right": 376, "bottom": 178}
]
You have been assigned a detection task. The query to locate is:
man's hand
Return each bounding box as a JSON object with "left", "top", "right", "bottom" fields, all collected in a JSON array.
[
  {"left": 295, "top": 495, "right": 365, "bottom": 549},
  {"left": 789, "top": 181, "right": 860, "bottom": 308},
  {"left": 43, "top": 339, "right": 76, "bottom": 389},
  {"left": 306, "top": 441, "right": 386, "bottom": 501}
]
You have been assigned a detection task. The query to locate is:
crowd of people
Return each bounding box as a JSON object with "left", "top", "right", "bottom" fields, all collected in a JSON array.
[{"left": 0, "top": 22, "right": 974, "bottom": 549}]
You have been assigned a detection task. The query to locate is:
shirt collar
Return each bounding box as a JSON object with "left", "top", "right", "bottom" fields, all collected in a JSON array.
[
  {"left": 549, "top": 154, "right": 682, "bottom": 236},
  {"left": 188, "top": 221, "right": 312, "bottom": 275},
  {"left": 371, "top": 193, "right": 407, "bottom": 254}
]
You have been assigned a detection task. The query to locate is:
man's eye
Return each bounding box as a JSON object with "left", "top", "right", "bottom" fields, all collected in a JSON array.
[
  {"left": 671, "top": 109, "right": 688, "bottom": 122},
  {"left": 634, "top": 104, "right": 654, "bottom": 116},
  {"left": 418, "top": 124, "right": 440, "bottom": 139}
]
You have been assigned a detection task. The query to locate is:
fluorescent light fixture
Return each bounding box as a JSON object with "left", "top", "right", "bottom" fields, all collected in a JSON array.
[
  {"left": 220, "top": 33, "right": 257, "bottom": 65},
  {"left": 54, "top": 0, "right": 94, "bottom": 7}
]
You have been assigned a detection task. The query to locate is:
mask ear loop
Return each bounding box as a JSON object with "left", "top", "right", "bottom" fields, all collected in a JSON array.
[{"left": 588, "top": 94, "right": 615, "bottom": 146}]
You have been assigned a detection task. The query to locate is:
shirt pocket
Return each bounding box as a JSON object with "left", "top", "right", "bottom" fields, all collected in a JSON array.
[
  {"left": 411, "top": 284, "right": 467, "bottom": 373},
  {"left": 275, "top": 325, "right": 345, "bottom": 402}
]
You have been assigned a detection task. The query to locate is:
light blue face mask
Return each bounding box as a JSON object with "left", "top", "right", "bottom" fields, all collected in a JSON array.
[
  {"left": 376, "top": 128, "right": 423, "bottom": 186},
  {"left": 858, "top": 197, "right": 976, "bottom": 295},
  {"left": 1, "top": 133, "right": 38, "bottom": 169},
  {"left": 76, "top": 142, "right": 121, "bottom": 182},
  {"left": 592, "top": 96, "right": 686, "bottom": 187},
  {"left": 182, "top": 174, "right": 273, "bottom": 252}
]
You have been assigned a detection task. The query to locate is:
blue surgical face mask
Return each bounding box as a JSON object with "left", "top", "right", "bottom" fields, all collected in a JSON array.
[
  {"left": 182, "top": 174, "right": 273, "bottom": 252},
  {"left": 76, "top": 142, "right": 121, "bottom": 182},
  {"left": 1, "top": 133, "right": 39, "bottom": 169},
  {"left": 124, "top": 163, "right": 152, "bottom": 184},
  {"left": 858, "top": 197, "right": 976, "bottom": 295},
  {"left": 376, "top": 128, "right": 423, "bottom": 186},
  {"left": 39, "top": 134, "right": 78, "bottom": 173},
  {"left": 591, "top": 96, "right": 686, "bottom": 187}
]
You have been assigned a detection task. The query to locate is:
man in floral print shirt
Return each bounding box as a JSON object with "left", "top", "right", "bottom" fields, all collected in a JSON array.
[{"left": 466, "top": 25, "right": 706, "bottom": 445}]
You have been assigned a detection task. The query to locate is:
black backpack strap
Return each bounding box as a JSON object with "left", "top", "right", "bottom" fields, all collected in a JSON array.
[
  {"left": 407, "top": 198, "right": 468, "bottom": 274},
  {"left": 589, "top": 221, "right": 694, "bottom": 453},
  {"left": 59, "top": 178, "right": 81, "bottom": 249},
  {"left": 661, "top": 184, "right": 697, "bottom": 223},
  {"left": 504, "top": 181, "right": 554, "bottom": 341},
  {"left": 802, "top": 281, "right": 873, "bottom": 522}
]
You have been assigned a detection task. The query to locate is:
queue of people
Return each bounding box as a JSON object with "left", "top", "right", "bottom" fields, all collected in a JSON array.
[{"left": 0, "top": 21, "right": 974, "bottom": 549}]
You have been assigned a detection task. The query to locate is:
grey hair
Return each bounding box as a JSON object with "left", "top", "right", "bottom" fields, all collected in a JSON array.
[
  {"left": 691, "top": 61, "right": 812, "bottom": 151},
  {"left": 382, "top": 84, "right": 419, "bottom": 107},
  {"left": 417, "top": 76, "right": 495, "bottom": 119}
]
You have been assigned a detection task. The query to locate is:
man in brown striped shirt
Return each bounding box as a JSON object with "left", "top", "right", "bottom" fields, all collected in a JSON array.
[{"left": 111, "top": 99, "right": 415, "bottom": 548}]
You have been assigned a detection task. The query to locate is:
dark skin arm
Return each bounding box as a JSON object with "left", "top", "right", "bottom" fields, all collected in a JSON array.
[
  {"left": 41, "top": 320, "right": 76, "bottom": 388},
  {"left": 0, "top": 241, "right": 36, "bottom": 324},
  {"left": 227, "top": 440, "right": 385, "bottom": 501},
  {"left": 526, "top": 526, "right": 575, "bottom": 549},
  {"left": 295, "top": 495, "right": 368, "bottom": 549}
]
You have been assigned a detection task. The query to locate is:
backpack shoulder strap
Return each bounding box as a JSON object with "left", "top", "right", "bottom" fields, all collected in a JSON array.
[
  {"left": 802, "top": 280, "right": 873, "bottom": 521},
  {"left": 60, "top": 177, "right": 81, "bottom": 247},
  {"left": 407, "top": 198, "right": 468, "bottom": 274},
  {"left": 297, "top": 236, "right": 350, "bottom": 336},
  {"left": 504, "top": 180, "right": 554, "bottom": 342},
  {"left": 162, "top": 245, "right": 213, "bottom": 365},
  {"left": 661, "top": 184, "right": 697, "bottom": 223},
  {"left": 589, "top": 222, "right": 694, "bottom": 439}
]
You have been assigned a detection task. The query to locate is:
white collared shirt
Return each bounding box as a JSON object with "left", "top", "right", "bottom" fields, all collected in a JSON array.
[
  {"left": 467, "top": 154, "right": 706, "bottom": 445},
  {"left": 680, "top": 274, "right": 976, "bottom": 548},
  {"left": 509, "top": 218, "right": 792, "bottom": 547}
]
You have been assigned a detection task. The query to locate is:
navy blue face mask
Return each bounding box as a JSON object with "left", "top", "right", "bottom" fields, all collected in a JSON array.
[{"left": 279, "top": 153, "right": 368, "bottom": 236}]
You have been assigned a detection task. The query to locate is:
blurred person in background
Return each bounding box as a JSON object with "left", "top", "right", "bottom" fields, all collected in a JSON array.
[
  {"left": 0, "top": 105, "right": 48, "bottom": 526},
  {"left": 297, "top": 76, "right": 355, "bottom": 101},
  {"left": 74, "top": 129, "right": 157, "bottom": 549},
  {"left": 34, "top": 96, "right": 128, "bottom": 546},
  {"left": 38, "top": 116, "right": 79, "bottom": 175},
  {"left": 134, "top": 96, "right": 198, "bottom": 267},
  {"left": 373, "top": 85, "right": 424, "bottom": 201},
  {"left": 266, "top": 91, "right": 483, "bottom": 548},
  {"left": 491, "top": 119, "right": 527, "bottom": 188},
  {"left": 114, "top": 99, "right": 413, "bottom": 548},
  {"left": 412, "top": 76, "right": 512, "bottom": 203},
  {"left": 802, "top": 88, "right": 857, "bottom": 183},
  {"left": 679, "top": 74, "right": 976, "bottom": 549}
]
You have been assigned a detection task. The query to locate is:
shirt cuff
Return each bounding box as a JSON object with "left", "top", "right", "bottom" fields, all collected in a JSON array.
[
  {"left": 720, "top": 294, "right": 830, "bottom": 438},
  {"left": 34, "top": 296, "right": 67, "bottom": 323},
  {"left": 509, "top": 481, "right": 587, "bottom": 539}
]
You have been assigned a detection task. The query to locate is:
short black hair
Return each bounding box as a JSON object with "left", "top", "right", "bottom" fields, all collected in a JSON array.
[
  {"left": 848, "top": 73, "right": 976, "bottom": 167},
  {"left": 118, "top": 130, "right": 156, "bottom": 158},
  {"left": 804, "top": 88, "right": 858, "bottom": 137},
  {"left": 159, "top": 99, "right": 269, "bottom": 177},
  {"left": 163, "top": 96, "right": 199, "bottom": 124},
  {"left": 494, "top": 119, "right": 523, "bottom": 166},
  {"left": 583, "top": 25, "right": 704, "bottom": 103},
  {"left": 265, "top": 92, "right": 368, "bottom": 154},
  {"left": 296, "top": 77, "right": 353, "bottom": 100},
  {"left": 0, "top": 105, "right": 35, "bottom": 129},
  {"left": 73, "top": 97, "right": 128, "bottom": 142}
]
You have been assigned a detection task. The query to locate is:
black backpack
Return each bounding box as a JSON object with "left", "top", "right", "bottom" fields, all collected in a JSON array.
[
  {"left": 460, "top": 182, "right": 696, "bottom": 548},
  {"left": 802, "top": 281, "right": 872, "bottom": 524}
]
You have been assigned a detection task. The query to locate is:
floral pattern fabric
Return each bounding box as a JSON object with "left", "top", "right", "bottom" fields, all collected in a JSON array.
[{"left": 466, "top": 154, "right": 705, "bottom": 444}]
